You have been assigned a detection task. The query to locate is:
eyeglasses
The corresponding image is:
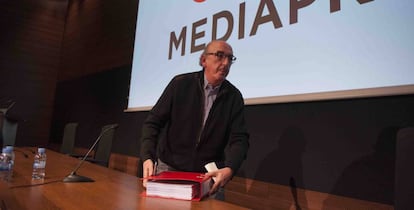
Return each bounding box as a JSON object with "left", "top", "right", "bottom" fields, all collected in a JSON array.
[{"left": 205, "top": 51, "right": 237, "bottom": 62}]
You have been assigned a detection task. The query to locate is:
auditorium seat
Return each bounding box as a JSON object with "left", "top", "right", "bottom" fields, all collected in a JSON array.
[
  {"left": 1, "top": 115, "right": 18, "bottom": 147},
  {"left": 60, "top": 122, "right": 78, "bottom": 155},
  {"left": 85, "top": 123, "right": 118, "bottom": 167}
]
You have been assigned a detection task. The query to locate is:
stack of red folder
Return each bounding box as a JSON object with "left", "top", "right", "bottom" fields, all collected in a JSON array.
[{"left": 143, "top": 171, "right": 212, "bottom": 201}]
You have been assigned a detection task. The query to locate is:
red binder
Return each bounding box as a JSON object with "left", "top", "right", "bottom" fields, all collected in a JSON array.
[{"left": 143, "top": 171, "right": 212, "bottom": 201}]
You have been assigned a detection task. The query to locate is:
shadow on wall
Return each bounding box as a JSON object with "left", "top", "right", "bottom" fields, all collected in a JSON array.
[
  {"left": 252, "top": 126, "right": 308, "bottom": 209},
  {"left": 322, "top": 126, "right": 398, "bottom": 208}
]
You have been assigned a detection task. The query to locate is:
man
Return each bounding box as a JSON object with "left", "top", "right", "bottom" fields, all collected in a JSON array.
[{"left": 140, "top": 40, "right": 249, "bottom": 196}]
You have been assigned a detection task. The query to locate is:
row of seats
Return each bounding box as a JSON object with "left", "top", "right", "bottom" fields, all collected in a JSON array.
[
  {"left": 0, "top": 108, "right": 117, "bottom": 169},
  {"left": 60, "top": 122, "right": 118, "bottom": 167}
]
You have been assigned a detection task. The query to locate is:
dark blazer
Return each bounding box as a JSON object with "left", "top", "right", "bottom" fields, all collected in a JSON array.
[{"left": 140, "top": 70, "right": 249, "bottom": 173}]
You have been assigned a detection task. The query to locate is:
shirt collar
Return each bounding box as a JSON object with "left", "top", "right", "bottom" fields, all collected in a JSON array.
[{"left": 203, "top": 73, "right": 221, "bottom": 90}]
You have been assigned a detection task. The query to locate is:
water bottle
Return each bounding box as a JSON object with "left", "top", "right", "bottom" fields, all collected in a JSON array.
[
  {"left": 32, "top": 147, "right": 47, "bottom": 179},
  {"left": 5, "top": 146, "right": 15, "bottom": 177},
  {"left": 0, "top": 147, "right": 13, "bottom": 181}
]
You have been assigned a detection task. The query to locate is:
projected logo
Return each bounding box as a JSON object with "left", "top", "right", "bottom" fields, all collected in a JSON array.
[{"left": 193, "top": 0, "right": 206, "bottom": 2}]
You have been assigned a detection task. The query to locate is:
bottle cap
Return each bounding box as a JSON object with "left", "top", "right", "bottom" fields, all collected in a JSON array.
[
  {"left": 2, "top": 147, "right": 12, "bottom": 153},
  {"left": 38, "top": 148, "right": 46, "bottom": 154}
]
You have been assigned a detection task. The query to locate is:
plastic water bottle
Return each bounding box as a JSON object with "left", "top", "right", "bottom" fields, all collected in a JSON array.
[
  {"left": 5, "top": 146, "right": 15, "bottom": 177},
  {"left": 32, "top": 148, "right": 47, "bottom": 179},
  {"left": 0, "top": 147, "right": 13, "bottom": 181}
]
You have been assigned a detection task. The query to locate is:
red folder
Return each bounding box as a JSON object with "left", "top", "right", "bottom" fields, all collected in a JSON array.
[{"left": 142, "top": 171, "right": 212, "bottom": 201}]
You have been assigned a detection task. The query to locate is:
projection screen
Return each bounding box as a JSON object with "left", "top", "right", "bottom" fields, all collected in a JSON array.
[{"left": 127, "top": 0, "right": 414, "bottom": 111}]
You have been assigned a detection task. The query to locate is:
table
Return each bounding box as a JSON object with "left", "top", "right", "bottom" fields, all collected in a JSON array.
[{"left": 2, "top": 147, "right": 249, "bottom": 210}]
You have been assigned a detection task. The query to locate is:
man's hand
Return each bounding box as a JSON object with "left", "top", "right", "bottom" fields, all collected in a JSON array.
[
  {"left": 205, "top": 167, "right": 233, "bottom": 195},
  {"left": 142, "top": 159, "right": 154, "bottom": 188}
]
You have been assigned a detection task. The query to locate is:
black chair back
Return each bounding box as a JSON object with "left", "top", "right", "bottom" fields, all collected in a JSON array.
[{"left": 60, "top": 123, "right": 78, "bottom": 155}]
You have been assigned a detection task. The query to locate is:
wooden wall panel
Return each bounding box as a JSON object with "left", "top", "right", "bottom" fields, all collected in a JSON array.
[
  {"left": 0, "top": 0, "right": 68, "bottom": 146},
  {"left": 109, "top": 152, "right": 140, "bottom": 176},
  {"left": 59, "top": 0, "right": 138, "bottom": 81}
]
